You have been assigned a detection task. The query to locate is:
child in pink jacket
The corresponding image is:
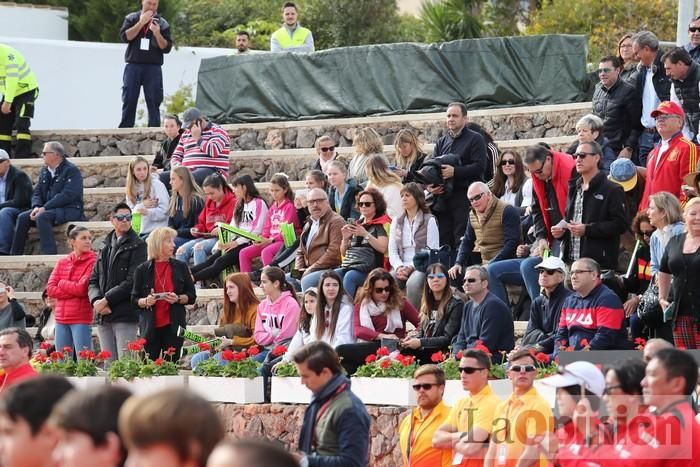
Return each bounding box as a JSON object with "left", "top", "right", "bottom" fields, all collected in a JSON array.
[{"left": 239, "top": 173, "right": 301, "bottom": 272}]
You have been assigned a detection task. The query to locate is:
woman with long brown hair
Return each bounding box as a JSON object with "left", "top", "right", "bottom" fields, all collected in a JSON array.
[
  {"left": 392, "top": 129, "right": 426, "bottom": 183},
  {"left": 491, "top": 150, "right": 532, "bottom": 215},
  {"left": 125, "top": 155, "right": 170, "bottom": 237},
  {"left": 335, "top": 268, "right": 419, "bottom": 375},
  {"left": 167, "top": 166, "right": 204, "bottom": 248}
]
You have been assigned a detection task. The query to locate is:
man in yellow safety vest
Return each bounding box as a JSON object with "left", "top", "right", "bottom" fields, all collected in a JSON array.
[
  {"left": 270, "top": 2, "right": 315, "bottom": 53},
  {"left": 0, "top": 44, "right": 38, "bottom": 159}
]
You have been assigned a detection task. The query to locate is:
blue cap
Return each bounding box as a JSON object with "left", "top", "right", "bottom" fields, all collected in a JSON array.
[{"left": 608, "top": 158, "right": 638, "bottom": 192}]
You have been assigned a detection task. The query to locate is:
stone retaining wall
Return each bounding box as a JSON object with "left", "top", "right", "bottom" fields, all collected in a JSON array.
[{"left": 216, "top": 403, "right": 407, "bottom": 467}]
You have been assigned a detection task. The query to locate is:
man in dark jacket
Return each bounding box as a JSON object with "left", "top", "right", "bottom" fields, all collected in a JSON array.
[
  {"left": 89, "top": 203, "right": 147, "bottom": 361},
  {"left": 427, "top": 102, "right": 487, "bottom": 250},
  {"left": 663, "top": 47, "right": 700, "bottom": 142},
  {"left": 10, "top": 141, "right": 84, "bottom": 255},
  {"left": 294, "top": 341, "right": 370, "bottom": 467},
  {"left": 593, "top": 55, "right": 642, "bottom": 160},
  {"left": 632, "top": 31, "right": 672, "bottom": 165},
  {"left": 0, "top": 149, "right": 32, "bottom": 254},
  {"left": 552, "top": 141, "right": 627, "bottom": 270}
]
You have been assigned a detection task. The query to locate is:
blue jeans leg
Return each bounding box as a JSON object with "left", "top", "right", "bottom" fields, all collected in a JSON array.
[
  {"left": 300, "top": 269, "right": 326, "bottom": 291},
  {"left": 70, "top": 324, "right": 93, "bottom": 353},
  {"left": 193, "top": 238, "right": 217, "bottom": 266},
  {"left": 520, "top": 256, "right": 543, "bottom": 301},
  {"left": 487, "top": 259, "right": 525, "bottom": 305},
  {"left": 637, "top": 130, "right": 659, "bottom": 167},
  {"left": 10, "top": 209, "right": 32, "bottom": 255},
  {"left": 176, "top": 238, "right": 199, "bottom": 263},
  {"left": 174, "top": 236, "right": 190, "bottom": 249},
  {"left": 54, "top": 323, "right": 74, "bottom": 354},
  {"left": 341, "top": 269, "right": 368, "bottom": 300},
  {"left": 0, "top": 207, "right": 20, "bottom": 254},
  {"left": 252, "top": 349, "right": 270, "bottom": 364},
  {"left": 35, "top": 209, "right": 58, "bottom": 254}
]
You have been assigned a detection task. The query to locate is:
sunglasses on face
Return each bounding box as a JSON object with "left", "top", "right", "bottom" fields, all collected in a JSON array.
[
  {"left": 464, "top": 277, "right": 481, "bottom": 284},
  {"left": 598, "top": 67, "right": 614, "bottom": 74},
  {"left": 374, "top": 286, "right": 391, "bottom": 294},
  {"left": 113, "top": 214, "right": 132, "bottom": 222},
  {"left": 690, "top": 27, "right": 700, "bottom": 33},
  {"left": 320, "top": 146, "right": 335, "bottom": 153},
  {"left": 641, "top": 230, "right": 654, "bottom": 237},
  {"left": 358, "top": 201, "right": 375, "bottom": 208},
  {"left": 509, "top": 364, "right": 537, "bottom": 373},
  {"left": 412, "top": 383, "right": 439, "bottom": 391},
  {"left": 500, "top": 159, "right": 516, "bottom": 166},
  {"left": 538, "top": 269, "right": 559, "bottom": 275},
  {"left": 459, "top": 366, "right": 486, "bottom": 374},
  {"left": 427, "top": 273, "right": 446, "bottom": 280},
  {"left": 574, "top": 151, "right": 597, "bottom": 159},
  {"left": 468, "top": 192, "right": 486, "bottom": 203}
]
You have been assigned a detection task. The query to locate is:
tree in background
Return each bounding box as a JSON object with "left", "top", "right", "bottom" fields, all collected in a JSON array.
[
  {"left": 527, "top": 0, "right": 678, "bottom": 63},
  {"left": 419, "top": 0, "right": 485, "bottom": 43}
]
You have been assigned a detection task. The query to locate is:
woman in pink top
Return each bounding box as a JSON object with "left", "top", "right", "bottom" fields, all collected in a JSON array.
[{"left": 239, "top": 173, "right": 300, "bottom": 272}]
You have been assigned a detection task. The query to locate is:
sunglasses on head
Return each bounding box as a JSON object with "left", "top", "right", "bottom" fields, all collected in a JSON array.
[
  {"left": 320, "top": 146, "right": 335, "bottom": 153},
  {"left": 500, "top": 159, "right": 516, "bottom": 166},
  {"left": 374, "top": 286, "right": 391, "bottom": 294},
  {"left": 427, "top": 273, "right": 446, "bottom": 280},
  {"left": 412, "top": 383, "right": 439, "bottom": 391},
  {"left": 468, "top": 192, "right": 486, "bottom": 203},
  {"left": 509, "top": 364, "right": 536, "bottom": 373},
  {"left": 459, "top": 366, "right": 486, "bottom": 374},
  {"left": 113, "top": 214, "right": 132, "bottom": 222},
  {"left": 358, "top": 201, "right": 375, "bottom": 208},
  {"left": 538, "top": 269, "right": 559, "bottom": 276}
]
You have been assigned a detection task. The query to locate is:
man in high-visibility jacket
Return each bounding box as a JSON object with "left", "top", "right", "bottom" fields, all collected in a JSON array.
[
  {"left": 270, "top": 2, "right": 314, "bottom": 53},
  {"left": 0, "top": 44, "right": 38, "bottom": 159}
]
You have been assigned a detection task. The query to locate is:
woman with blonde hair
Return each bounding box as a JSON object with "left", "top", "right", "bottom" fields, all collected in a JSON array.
[
  {"left": 132, "top": 226, "right": 196, "bottom": 360},
  {"left": 125, "top": 156, "right": 170, "bottom": 237},
  {"left": 392, "top": 129, "right": 426, "bottom": 183},
  {"left": 348, "top": 127, "right": 384, "bottom": 185},
  {"left": 167, "top": 166, "right": 205, "bottom": 248},
  {"left": 365, "top": 154, "right": 403, "bottom": 219}
]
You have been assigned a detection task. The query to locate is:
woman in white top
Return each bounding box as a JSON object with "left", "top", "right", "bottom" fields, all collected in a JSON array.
[
  {"left": 491, "top": 150, "right": 532, "bottom": 214},
  {"left": 365, "top": 154, "right": 403, "bottom": 219},
  {"left": 125, "top": 156, "right": 170, "bottom": 237},
  {"left": 347, "top": 127, "right": 384, "bottom": 186},
  {"left": 388, "top": 183, "right": 439, "bottom": 309}
]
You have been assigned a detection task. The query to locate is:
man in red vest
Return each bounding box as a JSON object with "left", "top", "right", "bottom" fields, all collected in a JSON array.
[
  {"left": 0, "top": 328, "right": 37, "bottom": 392},
  {"left": 639, "top": 101, "right": 697, "bottom": 211}
]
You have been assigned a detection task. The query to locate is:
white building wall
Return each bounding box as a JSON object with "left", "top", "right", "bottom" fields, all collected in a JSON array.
[
  {"left": 0, "top": 5, "right": 69, "bottom": 40},
  {"left": 1, "top": 36, "right": 235, "bottom": 130}
]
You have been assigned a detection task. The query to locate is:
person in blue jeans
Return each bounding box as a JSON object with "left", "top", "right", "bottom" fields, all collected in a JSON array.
[
  {"left": 486, "top": 245, "right": 543, "bottom": 305},
  {"left": 0, "top": 150, "right": 32, "bottom": 255}
]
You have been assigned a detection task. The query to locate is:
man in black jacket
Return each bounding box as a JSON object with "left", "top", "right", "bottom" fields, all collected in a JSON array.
[
  {"left": 663, "top": 47, "right": 700, "bottom": 142},
  {"left": 427, "top": 102, "right": 486, "bottom": 251},
  {"left": 0, "top": 149, "right": 32, "bottom": 255},
  {"left": 632, "top": 31, "right": 672, "bottom": 166},
  {"left": 89, "top": 203, "right": 146, "bottom": 361},
  {"left": 552, "top": 141, "right": 627, "bottom": 270}
]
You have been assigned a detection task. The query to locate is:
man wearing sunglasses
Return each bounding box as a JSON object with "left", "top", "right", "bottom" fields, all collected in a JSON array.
[
  {"left": 592, "top": 55, "right": 641, "bottom": 160},
  {"left": 399, "top": 365, "right": 452, "bottom": 467},
  {"left": 484, "top": 349, "right": 553, "bottom": 467},
  {"left": 88, "top": 203, "right": 147, "bottom": 361},
  {"left": 553, "top": 140, "right": 627, "bottom": 271},
  {"left": 684, "top": 15, "right": 700, "bottom": 62},
  {"left": 433, "top": 350, "right": 501, "bottom": 467}
]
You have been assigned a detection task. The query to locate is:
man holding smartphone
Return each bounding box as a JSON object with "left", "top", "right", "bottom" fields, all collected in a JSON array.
[{"left": 118, "top": 0, "right": 172, "bottom": 128}]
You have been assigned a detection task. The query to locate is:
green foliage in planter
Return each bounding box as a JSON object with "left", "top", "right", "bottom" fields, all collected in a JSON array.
[
  {"left": 272, "top": 361, "right": 299, "bottom": 377},
  {"left": 108, "top": 339, "right": 179, "bottom": 381},
  {"left": 353, "top": 347, "right": 418, "bottom": 378},
  {"left": 193, "top": 348, "right": 261, "bottom": 379},
  {"left": 36, "top": 347, "right": 111, "bottom": 377}
]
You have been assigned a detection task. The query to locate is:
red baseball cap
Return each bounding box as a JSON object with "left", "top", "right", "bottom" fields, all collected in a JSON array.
[{"left": 651, "top": 101, "right": 685, "bottom": 118}]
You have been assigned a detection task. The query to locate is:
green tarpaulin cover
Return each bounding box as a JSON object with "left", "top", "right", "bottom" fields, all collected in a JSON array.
[{"left": 196, "top": 34, "right": 588, "bottom": 123}]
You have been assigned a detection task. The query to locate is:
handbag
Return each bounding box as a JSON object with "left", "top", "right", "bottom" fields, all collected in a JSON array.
[
  {"left": 636, "top": 275, "right": 664, "bottom": 329},
  {"left": 341, "top": 245, "right": 379, "bottom": 272},
  {"left": 413, "top": 245, "right": 453, "bottom": 272}
]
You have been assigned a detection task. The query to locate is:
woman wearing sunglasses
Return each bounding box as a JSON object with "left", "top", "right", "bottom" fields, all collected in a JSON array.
[
  {"left": 398, "top": 263, "right": 463, "bottom": 363},
  {"left": 312, "top": 135, "right": 337, "bottom": 172},
  {"left": 335, "top": 268, "right": 419, "bottom": 375},
  {"left": 491, "top": 150, "right": 533, "bottom": 216}
]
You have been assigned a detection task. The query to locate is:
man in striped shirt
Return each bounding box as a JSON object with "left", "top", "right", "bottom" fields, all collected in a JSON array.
[{"left": 167, "top": 107, "right": 230, "bottom": 186}]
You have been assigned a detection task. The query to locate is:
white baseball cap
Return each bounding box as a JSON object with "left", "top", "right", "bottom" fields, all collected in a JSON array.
[
  {"left": 534, "top": 256, "right": 567, "bottom": 273},
  {"left": 540, "top": 361, "right": 605, "bottom": 396}
]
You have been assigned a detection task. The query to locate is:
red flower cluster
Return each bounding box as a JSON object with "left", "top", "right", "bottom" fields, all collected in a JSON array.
[
  {"left": 379, "top": 359, "right": 391, "bottom": 369},
  {"left": 430, "top": 351, "right": 445, "bottom": 363},
  {"left": 164, "top": 347, "right": 177, "bottom": 356},
  {"left": 154, "top": 357, "right": 164, "bottom": 366},
  {"left": 271, "top": 345, "right": 288, "bottom": 357},
  {"left": 62, "top": 346, "right": 73, "bottom": 355},
  {"left": 221, "top": 350, "right": 248, "bottom": 362},
  {"left": 127, "top": 338, "right": 147, "bottom": 352},
  {"left": 39, "top": 342, "right": 51, "bottom": 350},
  {"left": 96, "top": 350, "right": 112, "bottom": 361},
  {"left": 634, "top": 337, "right": 647, "bottom": 348},
  {"left": 198, "top": 342, "right": 211, "bottom": 352},
  {"left": 535, "top": 352, "right": 550, "bottom": 364},
  {"left": 365, "top": 354, "right": 377, "bottom": 364},
  {"left": 50, "top": 351, "right": 64, "bottom": 361},
  {"left": 396, "top": 354, "right": 415, "bottom": 367},
  {"left": 376, "top": 346, "right": 390, "bottom": 357},
  {"left": 455, "top": 351, "right": 463, "bottom": 359},
  {"left": 473, "top": 340, "right": 492, "bottom": 357},
  {"left": 247, "top": 346, "right": 261, "bottom": 357},
  {"left": 78, "top": 349, "right": 95, "bottom": 360}
]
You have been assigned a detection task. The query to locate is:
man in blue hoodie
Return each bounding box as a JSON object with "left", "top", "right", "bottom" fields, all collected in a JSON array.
[
  {"left": 294, "top": 341, "right": 370, "bottom": 467},
  {"left": 554, "top": 257, "right": 630, "bottom": 355}
]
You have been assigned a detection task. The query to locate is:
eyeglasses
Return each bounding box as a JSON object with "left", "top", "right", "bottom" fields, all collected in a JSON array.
[
  {"left": 427, "top": 273, "right": 446, "bottom": 280},
  {"left": 374, "top": 286, "right": 391, "bottom": 294},
  {"left": 307, "top": 198, "right": 326, "bottom": 205},
  {"left": 509, "top": 364, "right": 537, "bottom": 373},
  {"left": 41, "top": 151, "right": 56, "bottom": 156},
  {"left": 358, "top": 201, "right": 375, "bottom": 208},
  {"left": 320, "top": 146, "right": 336, "bottom": 153},
  {"left": 538, "top": 269, "right": 559, "bottom": 275},
  {"left": 690, "top": 27, "right": 700, "bottom": 32},
  {"left": 113, "top": 214, "right": 133, "bottom": 222},
  {"left": 598, "top": 67, "right": 614, "bottom": 74},
  {"left": 464, "top": 277, "right": 481, "bottom": 284},
  {"left": 602, "top": 385, "right": 623, "bottom": 395},
  {"left": 468, "top": 192, "right": 486, "bottom": 203},
  {"left": 656, "top": 115, "right": 681, "bottom": 122},
  {"left": 574, "top": 151, "right": 597, "bottom": 159},
  {"left": 570, "top": 269, "right": 593, "bottom": 275},
  {"left": 412, "top": 383, "right": 439, "bottom": 391},
  {"left": 459, "top": 366, "right": 487, "bottom": 374},
  {"left": 500, "top": 159, "right": 516, "bottom": 166}
]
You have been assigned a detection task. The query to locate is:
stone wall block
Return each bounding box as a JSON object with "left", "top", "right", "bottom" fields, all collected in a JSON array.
[{"left": 296, "top": 128, "right": 317, "bottom": 149}]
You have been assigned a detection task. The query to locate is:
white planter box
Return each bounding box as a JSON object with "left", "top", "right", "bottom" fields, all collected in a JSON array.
[
  {"left": 271, "top": 377, "right": 312, "bottom": 404},
  {"left": 351, "top": 377, "right": 415, "bottom": 406},
  {"left": 67, "top": 376, "right": 107, "bottom": 390},
  {"left": 114, "top": 375, "right": 186, "bottom": 395},
  {"left": 188, "top": 376, "right": 264, "bottom": 403},
  {"left": 443, "top": 380, "right": 465, "bottom": 406}
]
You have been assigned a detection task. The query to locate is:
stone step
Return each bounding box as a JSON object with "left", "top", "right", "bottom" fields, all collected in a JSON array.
[
  {"left": 16, "top": 135, "right": 576, "bottom": 188},
  {"left": 28, "top": 102, "right": 590, "bottom": 159}
]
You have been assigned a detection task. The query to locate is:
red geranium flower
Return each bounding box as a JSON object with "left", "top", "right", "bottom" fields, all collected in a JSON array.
[
  {"left": 634, "top": 337, "right": 647, "bottom": 347},
  {"left": 528, "top": 348, "right": 537, "bottom": 356},
  {"left": 271, "top": 345, "right": 287, "bottom": 357},
  {"left": 365, "top": 354, "right": 377, "bottom": 364},
  {"left": 137, "top": 338, "right": 147, "bottom": 345},
  {"left": 50, "top": 351, "right": 64, "bottom": 361},
  {"left": 580, "top": 339, "right": 589, "bottom": 348},
  {"left": 221, "top": 350, "right": 236, "bottom": 361},
  {"left": 474, "top": 343, "right": 492, "bottom": 357},
  {"left": 165, "top": 347, "right": 177, "bottom": 356},
  {"left": 127, "top": 341, "right": 143, "bottom": 352},
  {"left": 430, "top": 351, "right": 445, "bottom": 363},
  {"left": 232, "top": 351, "right": 247, "bottom": 362},
  {"left": 39, "top": 342, "right": 51, "bottom": 350},
  {"left": 376, "top": 346, "right": 390, "bottom": 357},
  {"left": 35, "top": 354, "right": 48, "bottom": 363},
  {"left": 96, "top": 350, "right": 112, "bottom": 361},
  {"left": 198, "top": 342, "right": 211, "bottom": 351},
  {"left": 247, "top": 346, "right": 261, "bottom": 357},
  {"left": 535, "top": 352, "right": 550, "bottom": 364},
  {"left": 398, "top": 355, "right": 415, "bottom": 367},
  {"left": 78, "top": 349, "right": 95, "bottom": 360},
  {"left": 455, "top": 351, "right": 463, "bottom": 359},
  {"left": 379, "top": 359, "right": 391, "bottom": 369},
  {"left": 62, "top": 346, "right": 73, "bottom": 354},
  {"left": 154, "top": 358, "right": 164, "bottom": 366}
]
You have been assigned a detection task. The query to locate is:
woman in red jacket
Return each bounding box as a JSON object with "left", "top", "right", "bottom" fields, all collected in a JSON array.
[{"left": 46, "top": 225, "right": 97, "bottom": 355}]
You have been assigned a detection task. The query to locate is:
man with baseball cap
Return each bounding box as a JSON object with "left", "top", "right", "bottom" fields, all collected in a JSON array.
[
  {"left": 163, "top": 107, "right": 230, "bottom": 187},
  {"left": 0, "top": 149, "right": 32, "bottom": 255},
  {"left": 520, "top": 257, "right": 572, "bottom": 355},
  {"left": 639, "top": 100, "right": 697, "bottom": 211}
]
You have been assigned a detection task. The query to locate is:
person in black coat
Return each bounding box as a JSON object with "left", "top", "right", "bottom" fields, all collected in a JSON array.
[
  {"left": 11, "top": 142, "right": 85, "bottom": 255},
  {"left": 131, "top": 227, "right": 196, "bottom": 360},
  {"left": 89, "top": 203, "right": 147, "bottom": 361},
  {"left": 0, "top": 151, "right": 32, "bottom": 255},
  {"left": 398, "top": 263, "right": 463, "bottom": 363},
  {"left": 153, "top": 115, "right": 183, "bottom": 191},
  {"left": 553, "top": 140, "right": 627, "bottom": 271}
]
